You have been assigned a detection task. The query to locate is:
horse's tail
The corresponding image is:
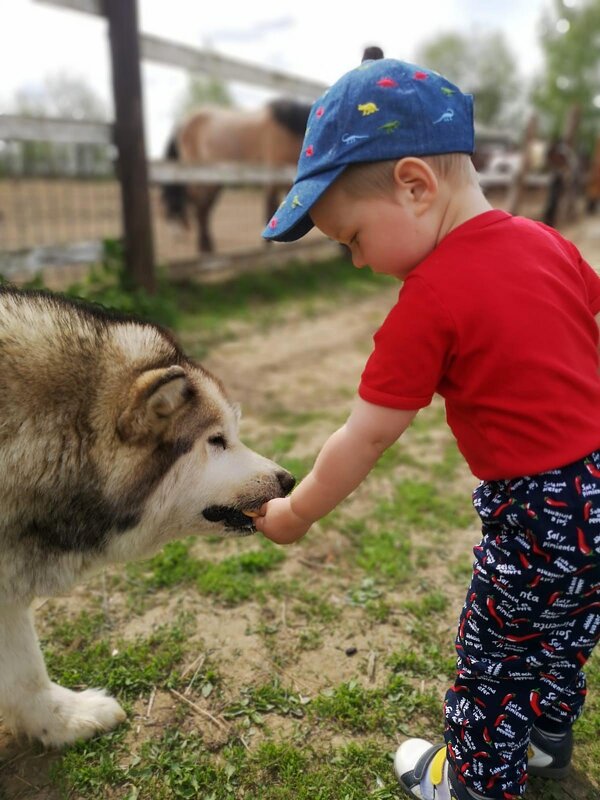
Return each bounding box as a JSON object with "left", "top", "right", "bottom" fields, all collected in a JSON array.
[
  {"left": 268, "top": 99, "right": 311, "bottom": 138},
  {"left": 161, "top": 133, "right": 188, "bottom": 226}
]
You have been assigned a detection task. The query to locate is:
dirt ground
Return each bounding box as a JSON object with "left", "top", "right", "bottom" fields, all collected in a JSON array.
[{"left": 1, "top": 213, "right": 600, "bottom": 799}]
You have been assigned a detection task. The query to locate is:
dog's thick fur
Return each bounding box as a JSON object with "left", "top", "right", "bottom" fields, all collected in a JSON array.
[{"left": 0, "top": 287, "right": 294, "bottom": 747}]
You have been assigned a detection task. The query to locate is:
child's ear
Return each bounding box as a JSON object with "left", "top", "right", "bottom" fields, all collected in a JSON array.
[{"left": 392, "top": 158, "right": 438, "bottom": 213}]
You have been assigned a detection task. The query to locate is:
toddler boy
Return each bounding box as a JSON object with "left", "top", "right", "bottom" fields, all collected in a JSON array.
[{"left": 257, "top": 58, "right": 600, "bottom": 800}]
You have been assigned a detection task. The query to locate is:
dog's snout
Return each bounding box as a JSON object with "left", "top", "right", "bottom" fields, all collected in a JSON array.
[{"left": 277, "top": 470, "right": 295, "bottom": 495}]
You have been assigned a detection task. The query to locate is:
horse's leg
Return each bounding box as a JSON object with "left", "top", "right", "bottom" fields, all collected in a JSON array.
[
  {"left": 195, "top": 185, "right": 222, "bottom": 254},
  {"left": 265, "top": 185, "right": 280, "bottom": 224}
]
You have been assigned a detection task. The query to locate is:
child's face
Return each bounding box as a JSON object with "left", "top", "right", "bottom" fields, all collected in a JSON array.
[{"left": 310, "top": 180, "right": 439, "bottom": 280}]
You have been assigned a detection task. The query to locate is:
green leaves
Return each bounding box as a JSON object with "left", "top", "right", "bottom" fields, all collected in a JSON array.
[{"left": 534, "top": 0, "right": 600, "bottom": 149}]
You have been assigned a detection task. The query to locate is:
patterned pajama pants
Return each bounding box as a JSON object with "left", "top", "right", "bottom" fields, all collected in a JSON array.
[{"left": 444, "top": 449, "right": 600, "bottom": 799}]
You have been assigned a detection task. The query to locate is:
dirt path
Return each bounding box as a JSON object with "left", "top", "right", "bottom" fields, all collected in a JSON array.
[{"left": 203, "top": 289, "right": 392, "bottom": 414}]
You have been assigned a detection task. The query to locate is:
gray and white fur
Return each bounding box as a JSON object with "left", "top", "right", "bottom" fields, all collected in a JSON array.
[{"left": 0, "top": 287, "right": 293, "bottom": 747}]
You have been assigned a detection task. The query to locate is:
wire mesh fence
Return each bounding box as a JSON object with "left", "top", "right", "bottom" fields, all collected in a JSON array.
[{"left": 0, "top": 135, "right": 326, "bottom": 286}]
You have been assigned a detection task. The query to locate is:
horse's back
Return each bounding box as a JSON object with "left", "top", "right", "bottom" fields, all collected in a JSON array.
[{"left": 178, "top": 105, "right": 304, "bottom": 166}]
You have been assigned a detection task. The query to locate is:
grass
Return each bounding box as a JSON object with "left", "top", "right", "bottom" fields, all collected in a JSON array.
[
  {"left": 310, "top": 675, "right": 440, "bottom": 737},
  {"left": 52, "top": 733, "right": 404, "bottom": 800},
  {"left": 125, "top": 538, "right": 286, "bottom": 606},
  {"left": 43, "top": 612, "right": 198, "bottom": 699},
  {"left": 223, "top": 680, "right": 308, "bottom": 725},
  {"left": 2, "top": 254, "right": 599, "bottom": 800}
]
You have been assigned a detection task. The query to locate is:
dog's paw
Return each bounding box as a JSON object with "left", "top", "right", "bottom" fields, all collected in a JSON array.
[{"left": 27, "top": 683, "right": 126, "bottom": 747}]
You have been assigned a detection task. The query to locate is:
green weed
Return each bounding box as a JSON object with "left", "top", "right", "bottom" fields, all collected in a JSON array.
[
  {"left": 43, "top": 613, "right": 193, "bottom": 698},
  {"left": 243, "top": 740, "right": 402, "bottom": 800},
  {"left": 387, "top": 645, "right": 456, "bottom": 682},
  {"left": 402, "top": 590, "right": 448, "bottom": 620},
  {"left": 223, "top": 680, "right": 309, "bottom": 726},
  {"left": 52, "top": 733, "right": 404, "bottom": 800},
  {"left": 267, "top": 581, "right": 341, "bottom": 624},
  {"left": 126, "top": 538, "right": 285, "bottom": 605},
  {"left": 66, "top": 239, "right": 180, "bottom": 328},
  {"left": 50, "top": 728, "right": 129, "bottom": 798},
  {"left": 310, "top": 674, "right": 440, "bottom": 737},
  {"left": 128, "top": 729, "right": 240, "bottom": 800}
]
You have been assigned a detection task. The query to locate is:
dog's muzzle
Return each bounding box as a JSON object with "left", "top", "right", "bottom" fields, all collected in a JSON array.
[
  {"left": 202, "top": 505, "right": 256, "bottom": 534},
  {"left": 202, "top": 471, "right": 295, "bottom": 534}
]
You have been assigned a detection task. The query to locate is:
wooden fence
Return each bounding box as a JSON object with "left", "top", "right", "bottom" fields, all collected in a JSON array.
[{"left": 0, "top": 0, "right": 329, "bottom": 288}]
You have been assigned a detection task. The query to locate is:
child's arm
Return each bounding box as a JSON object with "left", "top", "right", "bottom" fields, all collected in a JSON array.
[{"left": 255, "top": 397, "right": 417, "bottom": 544}]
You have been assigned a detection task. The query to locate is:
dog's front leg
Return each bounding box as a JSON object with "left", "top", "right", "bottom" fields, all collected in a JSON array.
[{"left": 0, "top": 603, "right": 126, "bottom": 747}]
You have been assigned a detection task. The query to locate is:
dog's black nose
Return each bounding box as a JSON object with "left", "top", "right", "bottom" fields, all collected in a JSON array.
[{"left": 277, "top": 470, "right": 296, "bottom": 495}]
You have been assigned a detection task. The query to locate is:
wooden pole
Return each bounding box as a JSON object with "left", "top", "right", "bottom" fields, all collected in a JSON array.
[
  {"left": 561, "top": 103, "right": 582, "bottom": 223},
  {"left": 105, "top": 0, "right": 155, "bottom": 292},
  {"left": 507, "top": 114, "right": 537, "bottom": 216}
]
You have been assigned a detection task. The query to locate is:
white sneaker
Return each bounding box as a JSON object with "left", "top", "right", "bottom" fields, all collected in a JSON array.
[{"left": 394, "top": 739, "right": 472, "bottom": 800}]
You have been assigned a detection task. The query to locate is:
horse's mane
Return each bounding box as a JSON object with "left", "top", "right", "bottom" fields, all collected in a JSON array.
[{"left": 268, "top": 99, "right": 311, "bottom": 138}]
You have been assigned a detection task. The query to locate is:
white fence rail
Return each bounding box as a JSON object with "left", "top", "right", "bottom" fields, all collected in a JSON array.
[
  {"left": 149, "top": 160, "right": 296, "bottom": 186},
  {"left": 0, "top": 116, "right": 298, "bottom": 185},
  {"left": 0, "top": 115, "right": 112, "bottom": 146}
]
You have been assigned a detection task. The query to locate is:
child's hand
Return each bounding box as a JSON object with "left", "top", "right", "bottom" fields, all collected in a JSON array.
[{"left": 254, "top": 497, "right": 311, "bottom": 544}]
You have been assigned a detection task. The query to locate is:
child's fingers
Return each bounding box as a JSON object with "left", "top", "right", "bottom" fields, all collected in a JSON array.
[{"left": 254, "top": 517, "right": 265, "bottom": 534}]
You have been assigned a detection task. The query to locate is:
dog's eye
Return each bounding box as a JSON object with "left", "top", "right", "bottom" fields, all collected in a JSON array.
[{"left": 208, "top": 434, "right": 227, "bottom": 450}]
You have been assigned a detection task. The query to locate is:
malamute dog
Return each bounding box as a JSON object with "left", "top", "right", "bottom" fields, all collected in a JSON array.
[{"left": 0, "top": 287, "right": 294, "bottom": 747}]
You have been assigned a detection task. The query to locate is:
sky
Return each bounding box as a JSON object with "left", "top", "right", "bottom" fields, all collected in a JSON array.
[{"left": 0, "top": 0, "right": 554, "bottom": 156}]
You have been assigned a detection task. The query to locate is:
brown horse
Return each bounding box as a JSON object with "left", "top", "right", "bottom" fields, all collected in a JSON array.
[{"left": 161, "top": 99, "right": 311, "bottom": 253}]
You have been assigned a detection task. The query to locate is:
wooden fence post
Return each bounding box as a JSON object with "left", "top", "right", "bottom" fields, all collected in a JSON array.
[
  {"left": 105, "top": 0, "right": 155, "bottom": 292},
  {"left": 561, "top": 103, "right": 582, "bottom": 224},
  {"left": 507, "top": 114, "right": 537, "bottom": 216}
]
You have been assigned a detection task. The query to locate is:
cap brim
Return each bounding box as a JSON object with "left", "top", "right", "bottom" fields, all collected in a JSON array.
[{"left": 262, "top": 163, "right": 347, "bottom": 242}]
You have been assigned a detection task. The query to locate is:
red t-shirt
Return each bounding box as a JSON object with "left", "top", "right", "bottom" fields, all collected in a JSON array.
[{"left": 359, "top": 210, "right": 600, "bottom": 480}]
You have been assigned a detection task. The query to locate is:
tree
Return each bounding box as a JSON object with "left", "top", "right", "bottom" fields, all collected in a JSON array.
[
  {"left": 415, "top": 31, "right": 522, "bottom": 128},
  {"left": 4, "top": 72, "right": 109, "bottom": 176},
  {"left": 532, "top": 0, "right": 600, "bottom": 153},
  {"left": 13, "top": 71, "right": 107, "bottom": 121},
  {"left": 175, "top": 75, "right": 233, "bottom": 120}
]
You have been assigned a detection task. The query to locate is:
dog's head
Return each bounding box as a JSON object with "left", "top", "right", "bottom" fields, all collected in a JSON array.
[{"left": 99, "top": 359, "right": 294, "bottom": 560}]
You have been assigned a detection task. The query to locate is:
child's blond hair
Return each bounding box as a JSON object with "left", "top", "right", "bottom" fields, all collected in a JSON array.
[{"left": 338, "top": 154, "right": 477, "bottom": 198}]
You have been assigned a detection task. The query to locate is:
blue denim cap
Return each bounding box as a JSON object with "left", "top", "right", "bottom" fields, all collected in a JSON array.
[{"left": 262, "top": 58, "right": 474, "bottom": 242}]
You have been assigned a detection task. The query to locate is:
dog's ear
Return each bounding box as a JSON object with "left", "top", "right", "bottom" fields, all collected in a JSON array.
[{"left": 118, "top": 366, "right": 192, "bottom": 442}]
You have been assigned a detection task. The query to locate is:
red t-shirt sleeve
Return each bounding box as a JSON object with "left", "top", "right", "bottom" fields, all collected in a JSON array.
[
  {"left": 537, "top": 221, "right": 600, "bottom": 313},
  {"left": 358, "top": 276, "right": 456, "bottom": 410},
  {"left": 578, "top": 256, "right": 600, "bottom": 314}
]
